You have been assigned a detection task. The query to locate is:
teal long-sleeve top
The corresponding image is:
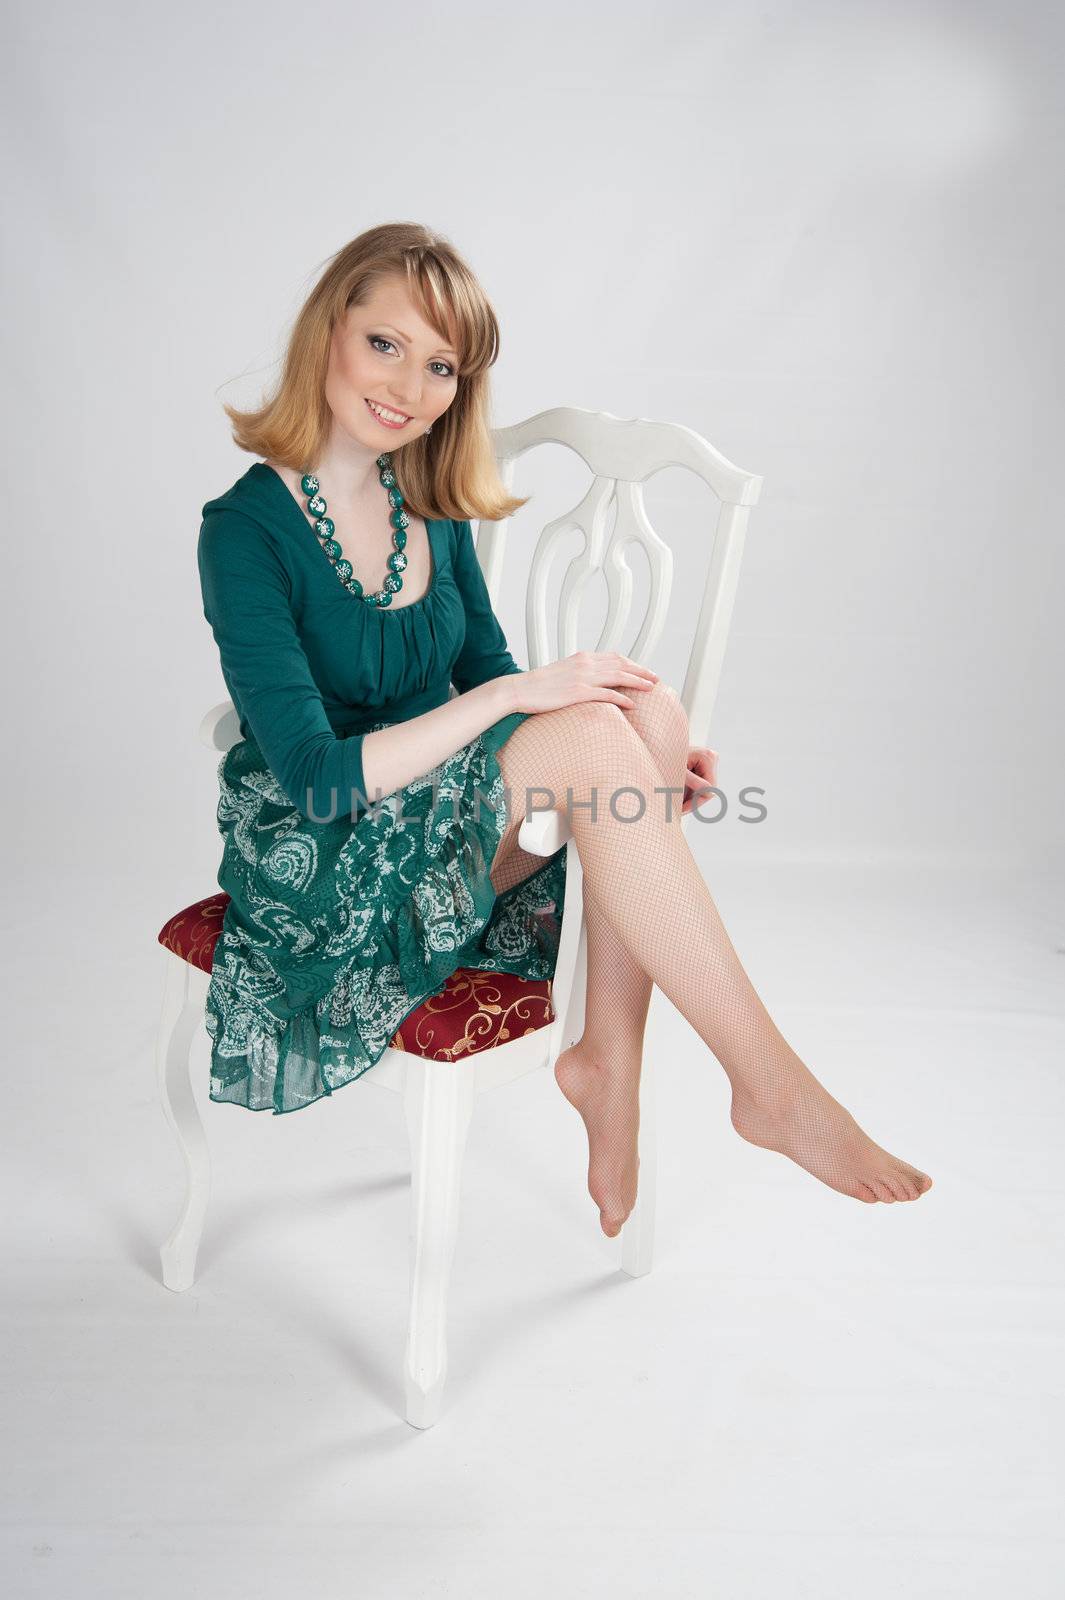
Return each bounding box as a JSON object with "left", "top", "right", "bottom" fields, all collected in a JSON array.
[{"left": 197, "top": 461, "right": 523, "bottom": 824}]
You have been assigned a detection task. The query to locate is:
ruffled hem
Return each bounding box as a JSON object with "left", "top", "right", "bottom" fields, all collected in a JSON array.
[{"left": 204, "top": 709, "right": 567, "bottom": 1115}]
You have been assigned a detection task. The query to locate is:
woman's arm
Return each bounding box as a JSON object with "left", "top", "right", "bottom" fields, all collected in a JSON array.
[
  {"left": 198, "top": 509, "right": 370, "bottom": 823},
  {"left": 359, "top": 674, "right": 520, "bottom": 803},
  {"left": 199, "top": 502, "right": 521, "bottom": 819},
  {"left": 448, "top": 518, "right": 524, "bottom": 693}
]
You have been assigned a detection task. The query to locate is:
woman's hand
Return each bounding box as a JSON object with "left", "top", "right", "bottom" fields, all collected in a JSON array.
[
  {"left": 509, "top": 650, "right": 659, "bottom": 714},
  {"left": 682, "top": 745, "right": 719, "bottom": 814}
]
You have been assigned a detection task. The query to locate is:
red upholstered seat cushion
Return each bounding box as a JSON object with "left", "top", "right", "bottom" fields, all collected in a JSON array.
[{"left": 158, "top": 892, "right": 555, "bottom": 1062}]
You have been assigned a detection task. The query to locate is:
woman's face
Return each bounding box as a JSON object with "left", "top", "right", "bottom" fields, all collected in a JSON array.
[{"left": 325, "top": 274, "right": 460, "bottom": 450}]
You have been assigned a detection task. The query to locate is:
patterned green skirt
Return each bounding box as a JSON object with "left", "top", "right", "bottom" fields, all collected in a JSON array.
[{"left": 205, "top": 710, "right": 567, "bottom": 1115}]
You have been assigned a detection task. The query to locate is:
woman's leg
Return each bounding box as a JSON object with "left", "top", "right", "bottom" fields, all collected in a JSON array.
[
  {"left": 493, "top": 683, "right": 690, "bottom": 1235},
  {"left": 489, "top": 698, "right": 933, "bottom": 1206}
]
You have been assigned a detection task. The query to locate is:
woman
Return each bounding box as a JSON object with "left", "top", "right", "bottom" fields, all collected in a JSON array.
[{"left": 198, "top": 220, "right": 933, "bottom": 1237}]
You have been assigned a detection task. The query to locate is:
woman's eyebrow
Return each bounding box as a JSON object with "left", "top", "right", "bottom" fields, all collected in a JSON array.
[{"left": 378, "top": 322, "right": 458, "bottom": 360}]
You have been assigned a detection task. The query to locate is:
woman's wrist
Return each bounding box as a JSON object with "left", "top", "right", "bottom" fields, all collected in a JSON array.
[{"left": 478, "top": 671, "right": 522, "bottom": 719}]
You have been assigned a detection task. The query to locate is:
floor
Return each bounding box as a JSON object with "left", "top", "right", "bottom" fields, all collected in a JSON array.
[{"left": 3, "top": 855, "right": 1062, "bottom": 1598}]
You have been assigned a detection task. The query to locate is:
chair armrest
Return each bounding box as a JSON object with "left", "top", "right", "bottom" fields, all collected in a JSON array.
[
  {"left": 518, "top": 799, "right": 699, "bottom": 855},
  {"left": 199, "top": 701, "right": 242, "bottom": 752},
  {"left": 518, "top": 809, "right": 572, "bottom": 856}
]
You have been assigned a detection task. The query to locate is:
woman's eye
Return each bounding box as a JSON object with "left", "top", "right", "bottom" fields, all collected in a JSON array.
[{"left": 368, "top": 336, "right": 454, "bottom": 378}]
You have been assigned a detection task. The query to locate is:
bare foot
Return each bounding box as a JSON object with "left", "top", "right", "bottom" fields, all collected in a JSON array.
[
  {"left": 554, "top": 1040, "right": 643, "bottom": 1237},
  {"left": 730, "top": 1059, "right": 933, "bottom": 1202}
]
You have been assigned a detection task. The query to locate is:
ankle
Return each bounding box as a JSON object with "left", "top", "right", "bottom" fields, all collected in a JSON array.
[
  {"left": 728, "top": 1054, "right": 811, "bottom": 1120},
  {"left": 592, "top": 1026, "right": 644, "bottom": 1061},
  {"left": 559, "top": 1033, "right": 643, "bottom": 1076}
]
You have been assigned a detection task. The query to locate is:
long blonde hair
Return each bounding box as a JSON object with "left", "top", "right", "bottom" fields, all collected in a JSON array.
[{"left": 222, "top": 221, "right": 529, "bottom": 523}]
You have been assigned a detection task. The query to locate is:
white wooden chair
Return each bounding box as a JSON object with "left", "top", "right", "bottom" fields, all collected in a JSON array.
[{"left": 157, "top": 405, "right": 763, "bottom": 1428}]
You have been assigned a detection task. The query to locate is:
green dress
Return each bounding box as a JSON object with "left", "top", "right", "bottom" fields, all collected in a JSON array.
[{"left": 197, "top": 461, "right": 566, "bottom": 1115}]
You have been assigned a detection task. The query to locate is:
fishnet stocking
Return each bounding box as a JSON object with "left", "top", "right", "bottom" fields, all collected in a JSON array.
[
  {"left": 492, "top": 685, "right": 687, "bottom": 1234},
  {"left": 488, "top": 688, "right": 933, "bottom": 1231}
]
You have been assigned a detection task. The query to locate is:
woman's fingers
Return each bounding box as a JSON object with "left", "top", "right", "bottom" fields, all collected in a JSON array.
[
  {"left": 585, "top": 694, "right": 635, "bottom": 708},
  {"left": 681, "top": 758, "right": 713, "bottom": 812},
  {"left": 615, "top": 655, "right": 658, "bottom": 682},
  {"left": 569, "top": 651, "right": 658, "bottom": 690}
]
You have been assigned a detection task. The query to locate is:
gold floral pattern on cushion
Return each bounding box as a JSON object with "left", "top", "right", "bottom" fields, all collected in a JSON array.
[
  {"left": 158, "top": 892, "right": 555, "bottom": 1061},
  {"left": 390, "top": 968, "right": 553, "bottom": 1060},
  {"left": 158, "top": 893, "right": 228, "bottom": 975}
]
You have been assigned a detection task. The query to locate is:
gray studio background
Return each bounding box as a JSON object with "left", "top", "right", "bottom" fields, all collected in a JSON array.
[{"left": 3, "top": 2, "right": 1062, "bottom": 1597}]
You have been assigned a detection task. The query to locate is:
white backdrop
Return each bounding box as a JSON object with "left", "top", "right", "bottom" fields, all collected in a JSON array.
[
  {"left": 3, "top": 0, "right": 1060, "bottom": 887},
  {"left": 3, "top": 3, "right": 1063, "bottom": 1596}
]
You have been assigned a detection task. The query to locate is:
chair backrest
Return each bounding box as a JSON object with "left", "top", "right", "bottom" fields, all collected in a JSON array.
[
  {"left": 478, "top": 406, "right": 762, "bottom": 745},
  {"left": 200, "top": 406, "right": 762, "bottom": 751}
]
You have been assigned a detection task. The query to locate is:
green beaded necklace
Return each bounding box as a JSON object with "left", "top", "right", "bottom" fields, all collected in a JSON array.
[{"left": 299, "top": 450, "right": 411, "bottom": 608}]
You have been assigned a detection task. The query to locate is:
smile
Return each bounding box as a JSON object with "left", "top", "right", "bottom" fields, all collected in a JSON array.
[{"left": 365, "top": 397, "right": 412, "bottom": 427}]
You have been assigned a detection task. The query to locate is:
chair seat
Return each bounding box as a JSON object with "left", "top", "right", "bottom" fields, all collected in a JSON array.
[{"left": 157, "top": 892, "right": 555, "bottom": 1062}]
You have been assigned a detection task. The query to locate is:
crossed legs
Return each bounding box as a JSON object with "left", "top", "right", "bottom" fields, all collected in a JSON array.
[
  {"left": 489, "top": 686, "right": 933, "bottom": 1232},
  {"left": 492, "top": 682, "right": 689, "bottom": 1234}
]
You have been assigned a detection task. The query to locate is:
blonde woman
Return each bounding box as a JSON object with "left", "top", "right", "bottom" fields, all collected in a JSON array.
[{"left": 198, "top": 221, "right": 932, "bottom": 1237}]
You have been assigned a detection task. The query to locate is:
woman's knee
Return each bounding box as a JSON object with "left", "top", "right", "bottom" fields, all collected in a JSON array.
[
  {"left": 536, "top": 691, "right": 688, "bottom": 771},
  {"left": 501, "top": 699, "right": 635, "bottom": 803},
  {"left": 624, "top": 680, "right": 690, "bottom": 768},
  {"left": 544, "top": 699, "right": 629, "bottom": 728},
  {"left": 534, "top": 704, "right": 633, "bottom": 777}
]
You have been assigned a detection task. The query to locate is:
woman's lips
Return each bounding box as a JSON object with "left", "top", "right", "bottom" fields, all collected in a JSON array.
[{"left": 365, "top": 397, "right": 412, "bottom": 428}]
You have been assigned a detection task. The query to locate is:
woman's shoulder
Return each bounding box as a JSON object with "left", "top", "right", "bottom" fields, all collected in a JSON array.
[
  {"left": 201, "top": 461, "right": 277, "bottom": 527},
  {"left": 200, "top": 464, "right": 292, "bottom": 548},
  {"left": 198, "top": 463, "right": 292, "bottom": 585},
  {"left": 445, "top": 515, "right": 473, "bottom": 550}
]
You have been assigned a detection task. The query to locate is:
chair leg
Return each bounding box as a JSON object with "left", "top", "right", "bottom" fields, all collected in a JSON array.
[
  {"left": 620, "top": 1051, "right": 656, "bottom": 1278},
  {"left": 560, "top": 913, "right": 588, "bottom": 1050},
  {"left": 402, "top": 1058, "right": 476, "bottom": 1429},
  {"left": 157, "top": 949, "right": 212, "bottom": 1292}
]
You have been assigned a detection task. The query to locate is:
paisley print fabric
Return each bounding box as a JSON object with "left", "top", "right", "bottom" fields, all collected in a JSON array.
[{"left": 205, "top": 708, "right": 567, "bottom": 1115}]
